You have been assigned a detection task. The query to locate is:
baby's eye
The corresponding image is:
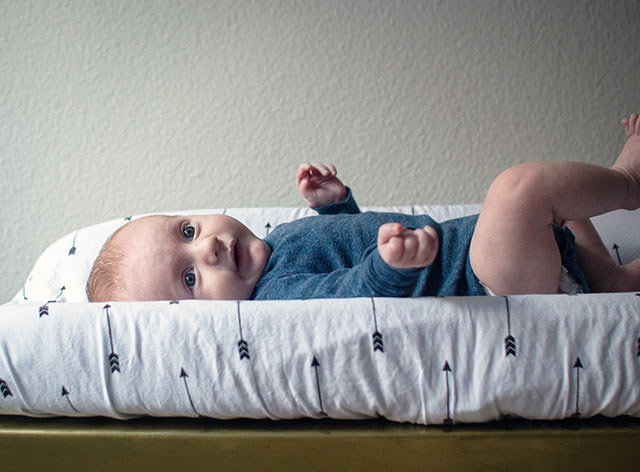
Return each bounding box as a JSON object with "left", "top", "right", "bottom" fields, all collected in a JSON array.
[
  {"left": 184, "top": 269, "right": 196, "bottom": 289},
  {"left": 182, "top": 223, "right": 195, "bottom": 240}
]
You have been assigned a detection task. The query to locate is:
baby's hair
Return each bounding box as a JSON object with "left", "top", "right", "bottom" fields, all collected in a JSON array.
[{"left": 86, "top": 223, "right": 131, "bottom": 302}]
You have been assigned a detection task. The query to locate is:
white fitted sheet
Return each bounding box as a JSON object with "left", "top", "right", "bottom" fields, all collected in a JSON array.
[{"left": 0, "top": 294, "right": 639, "bottom": 424}]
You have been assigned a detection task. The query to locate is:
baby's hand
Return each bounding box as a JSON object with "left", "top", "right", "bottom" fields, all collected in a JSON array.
[
  {"left": 377, "top": 223, "right": 439, "bottom": 269},
  {"left": 296, "top": 163, "right": 348, "bottom": 207}
]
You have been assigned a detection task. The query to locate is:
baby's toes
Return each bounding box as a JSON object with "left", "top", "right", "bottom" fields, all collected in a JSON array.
[
  {"left": 630, "top": 113, "right": 639, "bottom": 136},
  {"left": 623, "top": 117, "right": 631, "bottom": 136},
  {"left": 622, "top": 114, "right": 639, "bottom": 137}
]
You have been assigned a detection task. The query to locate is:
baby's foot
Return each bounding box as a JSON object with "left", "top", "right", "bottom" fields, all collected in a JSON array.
[{"left": 613, "top": 113, "right": 640, "bottom": 208}]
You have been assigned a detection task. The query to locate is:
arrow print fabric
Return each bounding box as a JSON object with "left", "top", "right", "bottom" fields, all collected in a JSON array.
[
  {"left": 370, "top": 298, "right": 384, "bottom": 353},
  {"left": 503, "top": 297, "right": 517, "bottom": 357},
  {"left": 613, "top": 243, "right": 623, "bottom": 265},
  {"left": 68, "top": 232, "right": 78, "bottom": 255},
  {"left": 61, "top": 386, "right": 78, "bottom": 413},
  {"left": 103, "top": 305, "right": 120, "bottom": 374},
  {"left": 38, "top": 304, "right": 49, "bottom": 318},
  {"left": 236, "top": 302, "right": 250, "bottom": 360},
  {"left": 572, "top": 357, "right": 584, "bottom": 417},
  {"left": 442, "top": 361, "right": 453, "bottom": 425},
  {"left": 1, "top": 292, "right": 640, "bottom": 423},
  {"left": 21, "top": 276, "right": 32, "bottom": 301},
  {"left": 0, "top": 379, "right": 13, "bottom": 399},
  {"left": 37, "top": 286, "right": 66, "bottom": 318},
  {"left": 311, "top": 356, "right": 327, "bottom": 417},
  {"left": 180, "top": 368, "right": 200, "bottom": 417}
]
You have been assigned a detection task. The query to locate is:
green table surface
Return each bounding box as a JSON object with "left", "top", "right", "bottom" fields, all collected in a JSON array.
[{"left": 1, "top": 415, "right": 639, "bottom": 471}]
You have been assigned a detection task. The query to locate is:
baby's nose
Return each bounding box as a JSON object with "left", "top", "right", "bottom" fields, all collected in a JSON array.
[{"left": 196, "top": 235, "right": 222, "bottom": 265}]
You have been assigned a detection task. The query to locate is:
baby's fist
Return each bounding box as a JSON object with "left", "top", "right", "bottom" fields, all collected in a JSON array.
[{"left": 377, "top": 223, "right": 439, "bottom": 269}]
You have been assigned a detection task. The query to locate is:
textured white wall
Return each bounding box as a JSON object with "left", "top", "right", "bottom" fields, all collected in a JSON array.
[{"left": 2, "top": 0, "right": 639, "bottom": 302}]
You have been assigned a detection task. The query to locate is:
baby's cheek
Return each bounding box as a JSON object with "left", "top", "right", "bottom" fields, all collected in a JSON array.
[{"left": 218, "top": 273, "right": 254, "bottom": 300}]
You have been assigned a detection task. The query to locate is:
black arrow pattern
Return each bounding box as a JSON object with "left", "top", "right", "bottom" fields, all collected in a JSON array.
[
  {"left": 22, "top": 276, "right": 34, "bottom": 301},
  {"left": 370, "top": 298, "right": 384, "bottom": 353},
  {"left": 504, "top": 297, "right": 517, "bottom": 357},
  {"left": 442, "top": 361, "right": 453, "bottom": 425},
  {"left": 264, "top": 222, "right": 271, "bottom": 237},
  {"left": 180, "top": 368, "right": 200, "bottom": 416},
  {"left": 0, "top": 379, "right": 12, "bottom": 398},
  {"left": 236, "top": 302, "right": 250, "bottom": 360},
  {"left": 68, "top": 232, "right": 78, "bottom": 255},
  {"left": 613, "top": 243, "right": 623, "bottom": 265},
  {"left": 237, "top": 339, "right": 250, "bottom": 360},
  {"left": 504, "top": 335, "right": 517, "bottom": 357},
  {"left": 311, "top": 356, "right": 327, "bottom": 417},
  {"left": 108, "top": 352, "right": 120, "bottom": 374},
  {"left": 38, "top": 304, "right": 49, "bottom": 318},
  {"left": 61, "top": 386, "right": 78, "bottom": 413},
  {"left": 37, "top": 286, "right": 67, "bottom": 318},
  {"left": 104, "top": 305, "right": 120, "bottom": 374},
  {"left": 572, "top": 357, "right": 583, "bottom": 417}
]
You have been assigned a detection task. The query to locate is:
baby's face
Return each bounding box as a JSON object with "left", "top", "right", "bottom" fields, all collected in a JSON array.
[{"left": 115, "top": 214, "right": 271, "bottom": 301}]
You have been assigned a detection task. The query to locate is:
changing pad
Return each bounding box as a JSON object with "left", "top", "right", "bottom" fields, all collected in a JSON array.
[{"left": 1, "top": 205, "right": 639, "bottom": 424}]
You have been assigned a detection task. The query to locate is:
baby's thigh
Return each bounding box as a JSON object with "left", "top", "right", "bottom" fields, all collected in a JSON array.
[{"left": 469, "top": 205, "right": 563, "bottom": 296}]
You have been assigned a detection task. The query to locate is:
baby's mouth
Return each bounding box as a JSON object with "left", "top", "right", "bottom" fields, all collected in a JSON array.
[
  {"left": 231, "top": 239, "right": 239, "bottom": 271},
  {"left": 234, "top": 244, "right": 239, "bottom": 270}
]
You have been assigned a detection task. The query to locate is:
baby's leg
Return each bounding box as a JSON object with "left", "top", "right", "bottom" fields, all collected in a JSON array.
[
  {"left": 470, "top": 113, "right": 640, "bottom": 295},
  {"left": 563, "top": 218, "right": 640, "bottom": 292}
]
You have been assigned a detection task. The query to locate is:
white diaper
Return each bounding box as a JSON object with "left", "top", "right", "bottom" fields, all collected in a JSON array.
[{"left": 481, "top": 266, "right": 584, "bottom": 296}]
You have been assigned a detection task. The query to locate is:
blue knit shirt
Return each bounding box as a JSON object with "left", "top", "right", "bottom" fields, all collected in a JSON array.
[
  {"left": 251, "top": 189, "right": 484, "bottom": 299},
  {"left": 250, "top": 189, "right": 587, "bottom": 300}
]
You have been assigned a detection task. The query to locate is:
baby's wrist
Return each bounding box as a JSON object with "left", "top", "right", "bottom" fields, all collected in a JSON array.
[
  {"left": 312, "top": 186, "right": 360, "bottom": 215},
  {"left": 335, "top": 186, "right": 348, "bottom": 202}
]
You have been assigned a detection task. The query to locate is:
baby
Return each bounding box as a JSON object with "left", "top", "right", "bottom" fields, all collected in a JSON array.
[{"left": 87, "top": 114, "right": 640, "bottom": 302}]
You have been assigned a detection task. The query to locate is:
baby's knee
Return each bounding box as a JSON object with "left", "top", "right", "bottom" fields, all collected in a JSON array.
[{"left": 487, "top": 162, "right": 550, "bottom": 206}]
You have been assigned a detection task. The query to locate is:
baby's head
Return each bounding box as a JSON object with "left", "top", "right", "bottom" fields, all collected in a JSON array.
[{"left": 86, "top": 214, "right": 271, "bottom": 302}]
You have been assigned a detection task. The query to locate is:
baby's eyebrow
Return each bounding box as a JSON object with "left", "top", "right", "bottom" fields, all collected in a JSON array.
[
  {"left": 170, "top": 217, "right": 181, "bottom": 237},
  {"left": 168, "top": 216, "right": 187, "bottom": 241}
]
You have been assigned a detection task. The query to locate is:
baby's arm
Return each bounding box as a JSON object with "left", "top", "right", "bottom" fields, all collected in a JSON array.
[
  {"left": 377, "top": 223, "right": 439, "bottom": 269},
  {"left": 297, "top": 163, "right": 348, "bottom": 207},
  {"left": 255, "top": 218, "right": 441, "bottom": 299},
  {"left": 255, "top": 226, "right": 439, "bottom": 299}
]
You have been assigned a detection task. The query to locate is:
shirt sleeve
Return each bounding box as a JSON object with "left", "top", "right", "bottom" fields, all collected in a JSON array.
[
  {"left": 311, "top": 186, "right": 361, "bottom": 215},
  {"left": 252, "top": 246, "right": 423, "bottom": 299}
]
